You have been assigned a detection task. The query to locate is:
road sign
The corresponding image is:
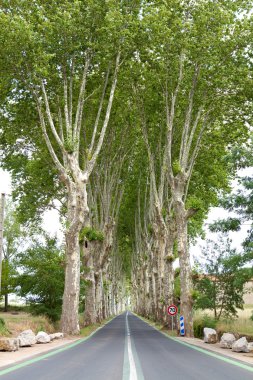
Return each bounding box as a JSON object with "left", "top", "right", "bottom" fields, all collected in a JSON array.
[
  {"left": 167, "top": 304, "right": 178, "bottom": 316},
  {"left": 180, "top": 315, "right": 185, "bottom": 336}
]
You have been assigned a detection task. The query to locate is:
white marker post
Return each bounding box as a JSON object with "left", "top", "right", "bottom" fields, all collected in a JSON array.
[{"left": 180, "top": 315, "right": 185, "bottom": 336}]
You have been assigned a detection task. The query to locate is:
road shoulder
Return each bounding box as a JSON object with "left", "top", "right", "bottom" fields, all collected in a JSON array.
[
  {"left": 0, "top": 337, "right": 80, "bottom": 369},
  {"left": 174, "top": 336, "right": 253, "bottom": 367},
  {"left": 135, "top": 314, "right": 253, "bottom": 368}
]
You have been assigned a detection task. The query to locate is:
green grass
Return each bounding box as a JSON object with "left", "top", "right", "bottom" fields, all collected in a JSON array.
[
  {"left": 0, "top": 308, "right": 117, "bottom": 338},
  {"left": 0, "top": 312, "right": 55, "bottom": 337},
  {"left": 194, "top": 306, "right": 253, "bottom": 337},
  {"left": 217, "top": 318, "right": 253, "bottom": 336},
  {"left": 80, "top": 316, "right": 115, "bottom": 337},
  {"left": 135, "top": 306, "right": 253, "bottom": 339},
  {"left": 0, "top": 317, "right": 11, "bottom": 337},
  {"left": 80, "top": 323, "right": 102, "bottom": 337}
]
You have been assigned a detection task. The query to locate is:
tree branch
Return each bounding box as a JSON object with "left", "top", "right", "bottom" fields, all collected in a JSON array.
[
  {"left": 89, "top": 66, "right": 110, "bottom": 155},
  {"left": 86, "top": 52, "right": 121, "bottom": 177},
  {"left": 74, "top": 54, "right": 90, "bottom": 142},
  {"left": 41, "top": 81, "right": 64, "bottom": 151},
  {"left": 35, "top": 98, "right": 70, "bottom": 185},
  {"left": 180, "top": 64, "right": 200, "bottom": 169},
  {"left": 166, "top": 52, "right": 184, "bottom": 181},
  {"left": 63, "top": 69, "right": 70, "bottom": 135},
  {"left": 184, "top": 118, "right": 209, "bottom": 201}
]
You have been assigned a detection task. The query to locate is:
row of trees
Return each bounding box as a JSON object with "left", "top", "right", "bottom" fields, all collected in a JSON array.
[
  {"left": 1, "top": 200, "right": 128, "bottom": 323},
  {"left": 0, "top": 0, "right": 252, "bottom": 335},
  {"left": 128, "top": 1, "right": 253, "bottom": 334}
]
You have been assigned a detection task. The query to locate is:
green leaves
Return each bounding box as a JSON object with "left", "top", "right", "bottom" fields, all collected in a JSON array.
[
  {"left": 16, "top": 235, "right": 65, "bottom": 322},
  {"left": 194, "top": 235, "right": 252, "bottom": 319},
  {"left": 79, "top": 227, "right": 104, "bottom": 242}
]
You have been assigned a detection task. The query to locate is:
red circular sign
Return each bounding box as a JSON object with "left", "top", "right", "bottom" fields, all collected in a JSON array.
[{"left": 167, "top": 304, "right": 178, "bottom": 316}]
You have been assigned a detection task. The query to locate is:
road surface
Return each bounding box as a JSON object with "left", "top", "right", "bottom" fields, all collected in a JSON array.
[{"left": 0, "top": 312, "right": 252, "bottom": 379}]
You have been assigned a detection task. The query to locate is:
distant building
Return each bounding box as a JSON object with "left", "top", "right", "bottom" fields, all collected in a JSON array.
[{"left": 243, "top": 279, "right": 253, "bottom": 305}]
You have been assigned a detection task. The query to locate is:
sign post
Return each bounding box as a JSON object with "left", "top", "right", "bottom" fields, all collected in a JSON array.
[{"left": 167, "top": 304, "right": 178, "bottom": 333}]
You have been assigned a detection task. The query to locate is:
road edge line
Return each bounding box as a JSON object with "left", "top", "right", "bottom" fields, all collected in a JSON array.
[
  {"left": 0, "top": 314, "right": 120, "bottom": 377},
  {"left": 134, "top": 314, "right": 253, "bottom": 373}
]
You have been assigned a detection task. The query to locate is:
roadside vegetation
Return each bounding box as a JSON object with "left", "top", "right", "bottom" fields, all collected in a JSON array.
[
  {"left": 193, "top": 306, "right": 253, "bottom": 339},
  {"left": 0, "top": 1, "right": 252, "bottom": 337},
  {"left": 0, "top": 309, "right": 55, "bottom": 337},
  {"left": 0, "top": 305, "right": 115, "bottom": 339}
]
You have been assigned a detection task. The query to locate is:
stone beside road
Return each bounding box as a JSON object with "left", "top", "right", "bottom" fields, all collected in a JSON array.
[
  {"left": 17, "top": 330, "right": 36, "bottom": 347},
  {"left": 36, "top": 331, "right": 51, "bottom": 344},
  {"left": 232, "top": 337, "right": 250, "bottom": 353},
  {"left": 203, "top": 327, "right": 217, "bottom": 343},
  {"left": 220, "top": 333, "right": 236, "bottom": 349},
  {"left": 0, "top": 330, "right": 64, "bottom": 352},
  {"left": 49, "top": 333, "right": 64, "bottom": 340},
  {"left": 248, "top": 342, "right": 253, "bottom": 353},
  {"left": 0, "top": 338, "right": 19, "bottom": 352}
]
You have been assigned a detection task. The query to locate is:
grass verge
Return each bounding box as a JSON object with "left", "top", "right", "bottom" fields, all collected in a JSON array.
[{"left": 80, "top": 316, "right": 115, "bottom": 337}]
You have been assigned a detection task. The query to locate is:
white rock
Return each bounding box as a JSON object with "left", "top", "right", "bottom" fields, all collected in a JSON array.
[
  {"left": 36, "top": 331, "right": 51, "bottom": 344},
  {"left": 220, "top": 333, "right": 236, "bottom": 349},
  {"left": 203, "top": 327, "right": 217, "bottom": 343},
  {"left": 18, "top": 329, "right": 36, "bottom": 347},
  {"left": 232, "top": 337, "right": 250, "bottom": 353},
  {"left": 0, "top": 338, "right": 19, "bottom": 352},
  {"left": 49, "top": 332, "right": 64, "bottom": 341},
  {"left": 247, "top": 342, "right": 253, "bottom": 353}
]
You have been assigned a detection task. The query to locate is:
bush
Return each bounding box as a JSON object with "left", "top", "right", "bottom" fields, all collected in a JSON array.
[
  {"left": 79, "top": 227, "right": 104, "bottom": 242},
  {"left": 0, "top": 318, "right": 5, "bottom": 328},
  {"left": 0, "top": 317, "right": 10, "bottom": 336},
  {"left": 29, "top": 303, "right": 62, "bottom": 323},
  {"left": 16, "top": 236, "right": 65, "bottom": 322},
  {"left": 194, "top": 315, "right": 217, "bottom": 338}
]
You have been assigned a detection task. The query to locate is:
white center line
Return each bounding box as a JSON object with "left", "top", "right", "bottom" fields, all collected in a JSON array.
[{"left": 126, "top": 312, "right": 138, "bottom": 380}]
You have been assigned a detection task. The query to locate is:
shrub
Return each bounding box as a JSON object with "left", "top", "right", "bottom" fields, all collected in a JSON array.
[
  {"left": 79, "top": 227, "right": 104, "bottom": 242},
  {"left": 194, "top": 315, "right": 217, "bottom": 338},
  {"left": 0, "top": 317, "right": 10, "bottom": 336}
]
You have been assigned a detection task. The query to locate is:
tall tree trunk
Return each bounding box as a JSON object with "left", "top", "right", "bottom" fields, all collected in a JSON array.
[
  {"left": 164, "top": 222, "right": 176, "bottom": 327},
  {"left": 175, "top": 203, "right": 193, "bottom": 337},
  {"left": 84, "top": 253, "right": 97, "bottom": 325},
  {"left": 61, "top": 229, "right": 81, "bottom": 334},
  {"left": 61, "top": 182, "right": 89, "bottom": 334},
  {"left": 164, "top": 258, "right": 174, "bottom": 327},
  {"left": 4, "top": 293, "right": 8, "bottom": 313}
]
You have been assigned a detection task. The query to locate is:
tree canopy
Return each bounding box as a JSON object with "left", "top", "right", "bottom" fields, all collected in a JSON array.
[{"left": 0, "top": 0, "right": 252, "bottom": 335}]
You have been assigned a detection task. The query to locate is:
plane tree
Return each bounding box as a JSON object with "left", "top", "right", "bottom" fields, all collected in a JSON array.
[
  {"left": 130, "top": 0, "right": 252, "bottom": 335},
  {"left": 0, "top": 0, "right": 139, "bottom": 334}
]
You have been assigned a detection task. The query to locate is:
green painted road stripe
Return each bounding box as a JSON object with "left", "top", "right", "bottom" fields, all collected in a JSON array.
[
  {"left": 137, "top": 315, "right": 253, "bottom": 373},
  {"left": 122, "top": 327, "right": 130, "bottom": 380},
  {"left": 168, "top": 336, "right": 253, "bottom": 373},
  {"left": 0, "top": 316, "right": 118, "bottom": 377}
]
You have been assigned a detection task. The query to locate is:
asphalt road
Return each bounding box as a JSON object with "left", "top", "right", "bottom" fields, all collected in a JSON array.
[{"left": 0, "top": 312, "right": 253, "bottom": 380}]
